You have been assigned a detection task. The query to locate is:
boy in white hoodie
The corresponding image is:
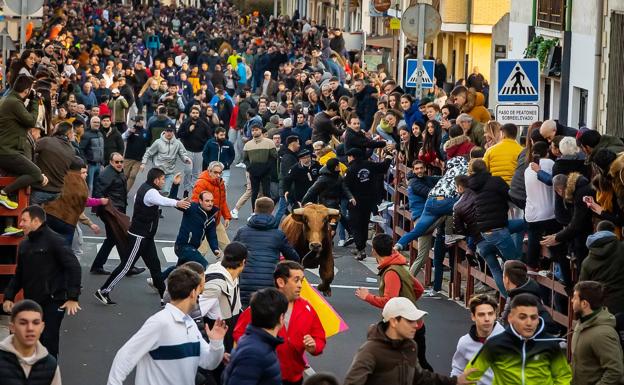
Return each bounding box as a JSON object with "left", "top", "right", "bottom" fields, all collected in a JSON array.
[{"left": 0, "top": 299, "right": 62, "bottom": 385}]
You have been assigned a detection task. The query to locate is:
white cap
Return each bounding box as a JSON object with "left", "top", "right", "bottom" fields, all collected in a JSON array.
[
  {"left": 382, "top": 297, "right": 428, "bottom": 322},
  {"left": 111, "top": 88, "right": 120, "bottom": 94}
]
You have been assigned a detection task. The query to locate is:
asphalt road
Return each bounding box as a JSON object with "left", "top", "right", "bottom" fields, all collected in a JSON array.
[{"left": 60, "top": 165, "right": 472, "bottom": 384}]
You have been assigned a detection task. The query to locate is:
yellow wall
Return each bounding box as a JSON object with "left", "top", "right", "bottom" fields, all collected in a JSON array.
[
  {"left": 440, "top": 0, "right": 468, "bottom": 23},
  {"left": 467, "top": 34, "right": 492, "bottom": 82},
  {"left": 471, "top": 0, "right": 510, "bottom": 25}
]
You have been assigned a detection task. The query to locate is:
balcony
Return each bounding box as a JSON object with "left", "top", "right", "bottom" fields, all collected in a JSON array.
[{"left": 536, "top": 0, "right": 566, "bottom": 31}]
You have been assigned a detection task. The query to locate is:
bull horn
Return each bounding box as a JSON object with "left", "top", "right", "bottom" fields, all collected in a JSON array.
[
  {"left": 327, "top": 208, "right": 339, "bottom": 215},
  {"left": 293, "top": 208, "right": 305, "bottom": 215}
]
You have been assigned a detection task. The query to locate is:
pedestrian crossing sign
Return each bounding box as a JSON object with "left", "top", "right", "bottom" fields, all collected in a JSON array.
[
  {"left": 405, "top": 59, "right": 435, "bottom": 89},
  {"left": 497, "top": 59, "right": 540, "bottom": 103}
]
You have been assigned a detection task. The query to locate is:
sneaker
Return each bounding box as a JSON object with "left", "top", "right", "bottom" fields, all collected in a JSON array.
[
  {"left": 355, "top": 250, "right": 367, "bottom": 261},
  {"left": 444, "top": 234, "right": 465, "bottom": 245},
  {"left": 146, "top": 278, "right": 159, "bottom": 293},
  {"left": 231, "top": 208, "right": 239, "bottom": 219},
  {"left": 370, "top": 214, "right": 385, "bottom": 224},
  {"left": 94, "top": 289, "right": 116, "bottom": 305},
  {"left": 235, "top": 162, "right": 246, "bottom": 168},
  {"left": 343, "top": 236, "right": 355, "bottom": 246},
  {"left": 337, "top": 239, "right": 345, "bottom": 247},
  {"left": 160, "top": 299, "right": 165, "bottom": 308},
  {"left": 423, "top": 289, "right": 441, "bottom": 298},
  {"left": 377, "top": 201, "right": 392, "bottom": 211},
  {"left": 2, "top": 226, "right": 23, "bottom": 236},
  {"left": 0, "top": 194, "right": 18, "bottom": 210}
]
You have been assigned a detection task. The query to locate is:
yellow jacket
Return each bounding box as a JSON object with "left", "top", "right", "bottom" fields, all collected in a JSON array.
[
  {"left": 317, "top": 150, "right": 347, "bottom": 175},
  {"left": 483, "top": 138, "right": 523, "bottom": 184}
]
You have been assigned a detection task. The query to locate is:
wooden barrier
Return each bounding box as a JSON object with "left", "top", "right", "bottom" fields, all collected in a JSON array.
[{"left": 0, "top": 177, "right": 29, "bottom": 303}]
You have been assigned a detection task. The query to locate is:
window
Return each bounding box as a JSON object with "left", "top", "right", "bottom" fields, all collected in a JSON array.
[{"left": 537, "top": 0, "right": 566, "bottom": 31}]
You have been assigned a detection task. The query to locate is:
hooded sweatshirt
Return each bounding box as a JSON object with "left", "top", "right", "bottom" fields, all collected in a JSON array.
[
  {"left": 451, "top": 322, "right": 505, "bottom": 384},
  {"left": 364, "top": 251, "right": 424, "bottom": 309},
  {"left": 142, "top": 132, "right": 190, "bottom": 174},
  {"left": 0, "top": 335, "right": 61, "bottom": 385},
  {"left": 466, "top": 319, "right": 571, "bottom": 385},
  {"left": 581, "top": 231, "right": 624, "bottom": 315}
]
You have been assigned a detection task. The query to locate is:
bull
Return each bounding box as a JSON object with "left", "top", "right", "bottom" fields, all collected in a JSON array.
[{"left": 280, "top": 204, "right": 340, "bottom": 296}]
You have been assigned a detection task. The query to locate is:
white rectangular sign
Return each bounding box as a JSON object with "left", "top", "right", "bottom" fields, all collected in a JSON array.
[{"left": 495, "top": 104, "right": 540, "bottom": 126}]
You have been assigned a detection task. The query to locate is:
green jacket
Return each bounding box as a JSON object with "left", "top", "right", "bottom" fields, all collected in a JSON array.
[
  {"left": 466, "top": 320, "right": 571, "bottom": 385},
  {"left": 0, "top": 90, "right": 39, "bottom": 155},
  {"left": 571, "top": 307, "right": 624, "bottom": 385},
  {"left": 587, "top": 135, "right": 624, "bottom": 164},
  {"left": 107, "top": 96, "right": 129, "bottom": 124}
]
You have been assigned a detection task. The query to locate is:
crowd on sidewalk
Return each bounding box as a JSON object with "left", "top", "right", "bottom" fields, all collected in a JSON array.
[{"left": 0, "top": 0, "right": 623, "bottom": 384}]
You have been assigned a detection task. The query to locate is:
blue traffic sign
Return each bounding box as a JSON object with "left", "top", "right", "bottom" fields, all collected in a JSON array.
[
  {"left": 405, "top": 59, "right": 435, "bottom": 89},
  {"left": 496, "top": 59, "right": 540, "bottom": 103}
]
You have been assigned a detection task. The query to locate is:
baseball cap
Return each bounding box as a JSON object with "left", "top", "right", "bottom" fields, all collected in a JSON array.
[
  {"left": 164, "top": 123, "right": 175, "bottom": 131},
  {"left": 297, "top": 149, "right": 311, "bottom": 158},
  {"left": 382, "top": 297, "right": 428, "bottom": 322}
]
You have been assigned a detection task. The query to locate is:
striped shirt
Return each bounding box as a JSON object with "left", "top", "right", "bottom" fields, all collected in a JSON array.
[{"left": 107, "top": 304, "right": 224, "bottom": 385}]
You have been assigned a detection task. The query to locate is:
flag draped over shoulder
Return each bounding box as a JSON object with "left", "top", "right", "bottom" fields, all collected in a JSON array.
[{"left": 300, "top": 279, "right": 348, "bottom": 338}]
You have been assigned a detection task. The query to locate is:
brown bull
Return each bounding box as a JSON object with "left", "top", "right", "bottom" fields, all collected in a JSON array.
[{"left": 280, "top": 204, "right": 340, "bottom": 296}]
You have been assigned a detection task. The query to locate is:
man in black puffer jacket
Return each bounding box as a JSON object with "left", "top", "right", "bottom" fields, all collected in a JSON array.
[
  {"left": 467, "top": 159, "right": 522, "bottom": 296},
  {"left": 233, "top": 197, "right": 299, "bottom": 307}
]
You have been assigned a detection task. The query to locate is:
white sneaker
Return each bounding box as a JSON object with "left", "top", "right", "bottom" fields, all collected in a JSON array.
[
  {"left": 337, "top": 240, "right": 345, "bottom": 247},
  {"left": 370, "top": 214, "right": 385, "bottom": 224},
  {"left": 146, "top": 278, "right": 158, "bottom": 293},
  {"left": 231, "top": 208, "right": 239, "bottom": 219},
  {"left": 235, "top": 162, "right": 246, "bottom": 168},
  {"left": 377, "top": 201, "right": 392, "bottom": 211},
  {"left": 445, "top": 234, "right": 465, "bottom": 245}
]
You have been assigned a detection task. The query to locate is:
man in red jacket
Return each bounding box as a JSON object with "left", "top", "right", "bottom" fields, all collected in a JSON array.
[
  {"left": 234, "top": 261, "right": 326, "bottom": 385},
  {"left": 354, "top": 233, "right": 432, "bottom": 370}
]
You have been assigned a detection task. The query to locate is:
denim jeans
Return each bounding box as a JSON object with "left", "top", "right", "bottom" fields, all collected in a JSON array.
[
  {"left": 398, "top": 196, "right": 457, "bottom": 248},
  {"left": 183, "top": 151, "right": 203, "bottom": 195},
  {"left": 87, "top": 164, "right": 101, "bottom": 192},
  {"left": 163, "top": 173, "right": 174, "bottom": 196},
  {"left": 162, "top": 245, "right": 208, "bottom": 279},
  {"left": 337, "top": 198, "right": 349, "bottom": 241},
  {"left": 476, "top": 227, "right": 523, "bottom": 296},
  {"left": 222, "top": 169, "right": 231, "bottom": 187},
  {"left": 228, "top": 128, "right": 243, "bottom": 165},
  {"left": 432, "top": 221, "right": 451, "bottom": 292},
  {"left": 30, "top": 190, "right": 59, "bottom": 205},
  {"left": 375, "top": 126, "right": 396, "bottom": 144},
  {"left": 46, "top": 215, "right": 75, "bottom": 246}
]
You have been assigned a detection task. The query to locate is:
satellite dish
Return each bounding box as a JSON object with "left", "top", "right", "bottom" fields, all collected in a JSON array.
[
  {"left": 401, "top": 4, "right": 441, "bottom": 43},
  {"left": 4, "top": 0, "right": 44, "bottom": 17}
]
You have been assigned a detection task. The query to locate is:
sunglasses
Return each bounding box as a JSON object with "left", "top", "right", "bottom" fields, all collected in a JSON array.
[{"left": 113, "top": 160, "right": 124, "bottom": 164}]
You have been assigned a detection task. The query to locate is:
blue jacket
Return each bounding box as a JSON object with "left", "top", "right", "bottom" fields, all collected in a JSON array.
[
  {"left": 293, "top": 123, "right": 312, "bottom": 148},
  {"left": 234, "top": 213, "right": 300, "bottom": 306},
  {"left": 403, "top": 102, "right": 424, "bottom": 133},
  {"left": 202, "top": 138, "right": 236, "bottom": 170},
  {"left": 222, "top": 325, "right": 283, "bottom": 385},
  {"left": 175, "top": 203, "right": 219, "bottom": 253},
  {"left": 407, "top": 172, "right": 440, "bottom": 220}
]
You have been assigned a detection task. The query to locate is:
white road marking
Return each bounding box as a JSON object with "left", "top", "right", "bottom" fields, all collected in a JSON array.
[
  {"left": 306, "top": 267, "right": 339, "bottom": 278},
  {"left": 95, "top": 243, "right": 120, "bottom": 260},
  {"left": 84, "top": 236, "right": 175, "bottom": 244},
  {"left": 359, "top": 257, "right": 379, "bottom": 274},
  {"left": 162, "top": 247, "right": 179, "bottom": 263}
]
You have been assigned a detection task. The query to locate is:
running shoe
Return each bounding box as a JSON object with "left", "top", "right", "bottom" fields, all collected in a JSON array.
[
  {"left": 2, "top": 226, "right": 23, "bottom": 236},
  {"left": 0, "top": 194, "right": 18, "bottom": 210},
  {"left": 94, "top": 289, "right": 116, "bottom": 305}
]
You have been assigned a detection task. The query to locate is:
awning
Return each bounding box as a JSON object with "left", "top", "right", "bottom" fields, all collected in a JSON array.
[{"left": 366, "top": 35, "right": 394, "bottom": 49}]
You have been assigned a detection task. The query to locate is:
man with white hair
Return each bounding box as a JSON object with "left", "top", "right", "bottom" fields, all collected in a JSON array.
[
  {"left": 260, "top": 70, "right": 278, "bottom": 100},
  {"left": 539, "top": 119, "right": 578, "bottom": 142},
  {"left": 457, "top": 113, "right": 485, "bottom": 147}
]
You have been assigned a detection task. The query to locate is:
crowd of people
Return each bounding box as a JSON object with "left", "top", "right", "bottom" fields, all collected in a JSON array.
[{"left": 0, "top": 0, "right": 623, "bottom": 384}]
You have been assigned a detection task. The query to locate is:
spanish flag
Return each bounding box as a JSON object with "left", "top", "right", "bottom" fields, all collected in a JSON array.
[{"left": 300, "top": 279, "right": 349, "bottom": 338}]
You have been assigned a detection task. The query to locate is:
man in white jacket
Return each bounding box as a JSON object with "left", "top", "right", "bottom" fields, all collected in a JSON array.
[
  {"left": 451, "top": 294, "right": 504, "bottom": 385},
  {"left": 107, "top": 267, "right": 226, "bottom": 385}
]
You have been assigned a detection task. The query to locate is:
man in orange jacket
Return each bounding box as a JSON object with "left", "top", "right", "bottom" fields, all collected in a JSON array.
[
  {"left": 191, "top": 160, "right": 232, "bottom": 251},
  {"left": 234, "top": 261, "right": 326, "bottom": 385}
]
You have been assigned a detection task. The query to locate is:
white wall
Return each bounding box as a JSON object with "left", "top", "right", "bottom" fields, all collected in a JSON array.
[{"left": 567, "top": 32, "right": 597, "bottom": 128}]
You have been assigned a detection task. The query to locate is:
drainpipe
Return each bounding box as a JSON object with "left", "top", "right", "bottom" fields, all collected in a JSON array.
[
  {"left": 466, "top": 0, "right": 472, "bottom": 79},
  {"left": 532, "top": 0, "right": 537, "bottom": 26},
  {"left": 592, "top": 0, "right": 604, "bottom": 130},
  {"left": 558, "top": 0, "right": 573, "bottom": 125}
]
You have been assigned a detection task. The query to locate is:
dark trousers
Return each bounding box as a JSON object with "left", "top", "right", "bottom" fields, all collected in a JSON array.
[
  {"left": 526, "top": 219, "right": 565, "bottom": 269},
  {"left": 40, "top": 300, "right": 65, "bottom": 358},
  {"left": 91, "top": 221, "right": 115, "bottom": 271},
  {"left": 100, "top": 233, "right": 165, "bottom": 297},
  {"left": 250, "top": 173, "right": 270, "bottom": 212},
  {"left": 162, "top": 245, "right": 208, "bottom": 279},
  {"left": 0, "top": 154, "right": 43, "bottom": 194},
  {"left": 46, "top": 215, "right": 75, "bottom": 246},
  {"left": 415, "top": 324, "right": 433, "bottom": 371},
  {"left": 349, "top": 200, "right": 375, "bottom": 251}
]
